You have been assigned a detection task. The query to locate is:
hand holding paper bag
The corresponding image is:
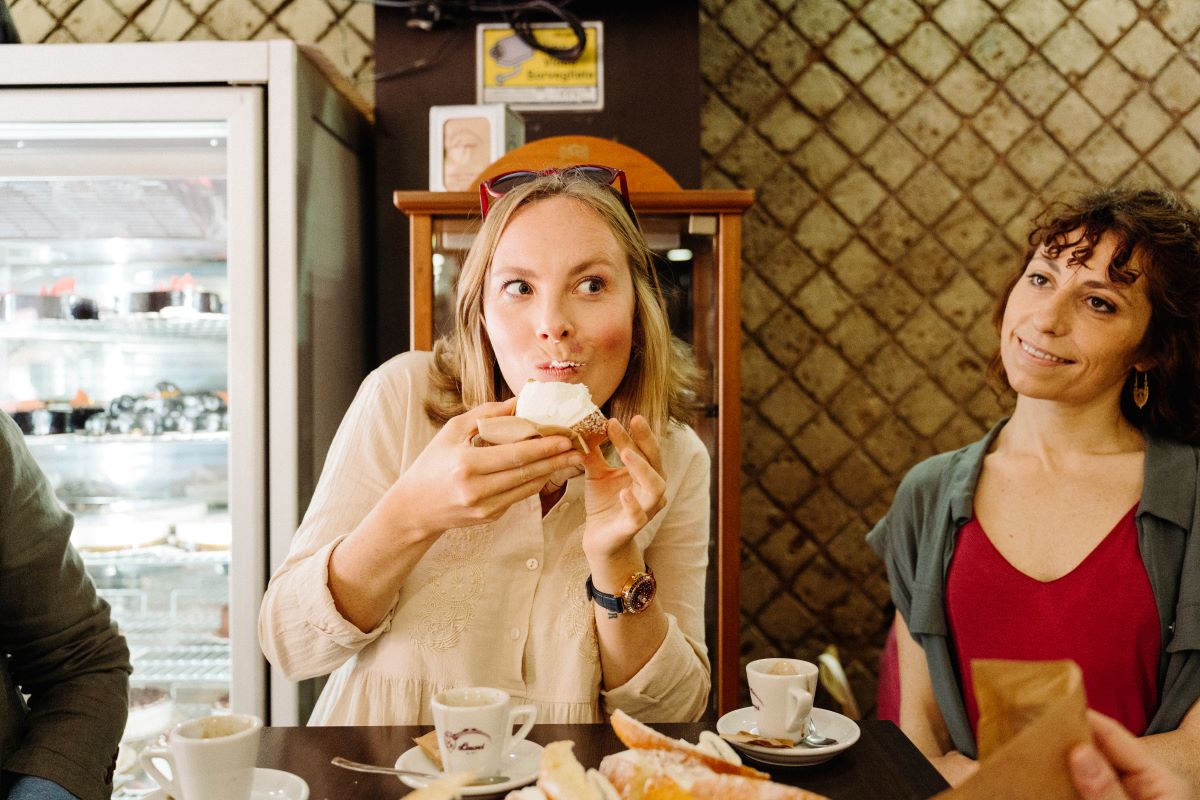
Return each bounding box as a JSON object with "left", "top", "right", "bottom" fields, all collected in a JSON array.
[
  {"left": 933, "top": 659, "right": 1091, "bottom": 800},
  {"left": 926, "top": 660, "right": 1191, "bottom": 800},
  {"left": 1069, "top": 711, "right": 1190, "bottom": 800}
]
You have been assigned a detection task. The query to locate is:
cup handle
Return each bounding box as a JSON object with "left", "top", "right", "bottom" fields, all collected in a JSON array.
[
  {"left": 138, "top": 747, "right": 179, "bottom": 797},
  {"left": 786, "top": 687, "right": 814, "bottom": 734},
  {"left": 503, "top": 704, "right": 537, "bottom": 756}
]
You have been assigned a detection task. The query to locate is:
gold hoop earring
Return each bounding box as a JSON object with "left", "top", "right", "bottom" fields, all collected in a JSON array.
[{"left": 1133, "top": 370, "right": 1150, "bottom": 410}]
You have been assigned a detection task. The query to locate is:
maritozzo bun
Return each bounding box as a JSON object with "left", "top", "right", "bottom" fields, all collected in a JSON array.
[
  {"left": 476, "top": 380, "right": 608, "bottom": 454},
  {"left": 516, "top": 381, "right": 607, "bottom": 446}
]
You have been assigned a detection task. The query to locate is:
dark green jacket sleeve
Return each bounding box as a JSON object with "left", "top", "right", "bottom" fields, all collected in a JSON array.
[
  {"left": 0, "top": 413, "right": 132, "bottom": 800},
  {"left": 865, "top": 425, "right": 1000, "bottom": 759}
]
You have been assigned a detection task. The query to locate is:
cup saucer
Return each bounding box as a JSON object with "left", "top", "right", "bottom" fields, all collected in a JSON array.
[
  {"left": 395, "top": 739, "right": 542, "bottom": 796},
  {"left": 715, "top": 706, "right": 861, "bottom": 767},
  {"left": 144, "top": 767, "right": 309, "bottom": 799}
]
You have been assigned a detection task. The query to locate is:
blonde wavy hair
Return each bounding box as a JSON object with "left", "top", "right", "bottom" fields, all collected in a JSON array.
[{"left": 425, "top": 171, "right": 703, "bottom": 434}]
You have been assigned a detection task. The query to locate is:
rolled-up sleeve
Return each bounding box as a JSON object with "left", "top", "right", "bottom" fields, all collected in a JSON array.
[
  {"left": 867, "top": 494, "right": 917, "bottom": 625},
  {"left": 259, "top": 356, "right": 426, "bottom": 680},
  {"left": 603, "top": 427, "right": 711, "bottom": 722},
  {"left": 258, "top": 534, "right": 395, "bottom": 678}
]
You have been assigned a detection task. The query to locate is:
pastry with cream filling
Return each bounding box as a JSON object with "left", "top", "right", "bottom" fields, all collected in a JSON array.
[{"left": 476, "top": 380, "right": 608, "bottom": 454}]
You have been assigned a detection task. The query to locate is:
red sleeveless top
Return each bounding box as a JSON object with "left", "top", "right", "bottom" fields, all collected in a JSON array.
[{"left": 946, "top": 504, "right": 1160, "bottom": 736}]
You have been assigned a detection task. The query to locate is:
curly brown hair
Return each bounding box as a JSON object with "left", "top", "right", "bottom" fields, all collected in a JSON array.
[{"left": 988, "top": 185, "right": 1200, "bottom": 446}]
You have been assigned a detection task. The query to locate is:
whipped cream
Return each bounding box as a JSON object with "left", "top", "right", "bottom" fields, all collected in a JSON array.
[{"left": 515, "top": 380, "right": 597, "bottom": 427}]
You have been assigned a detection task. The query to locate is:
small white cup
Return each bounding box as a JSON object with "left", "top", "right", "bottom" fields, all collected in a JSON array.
[
  {"left": 432, "top": 687, "right": 536, "bottom": 777},
  {"left": 139, "top": 713, "right": 262, "bottom": 800},
  {"left": 747, "top": 657, "right": 819, "bottom": 741}
]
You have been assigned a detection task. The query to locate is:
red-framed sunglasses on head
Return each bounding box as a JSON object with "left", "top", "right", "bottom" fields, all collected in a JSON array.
[{"left": 478, "top": 164, "right": 634, "bottom": 221}]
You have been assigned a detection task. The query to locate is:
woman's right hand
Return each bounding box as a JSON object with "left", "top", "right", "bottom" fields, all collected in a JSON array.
[
  {"left": 329, "top": 398, "right": 583, "bottom": 633},
  {"left": 387, "top": 398, "right": 584, "bottom": 537}
]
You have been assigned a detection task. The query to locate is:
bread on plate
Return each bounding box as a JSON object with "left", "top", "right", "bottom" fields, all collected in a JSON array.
[
  {"left": 599, "top": 710, "right": 829, "bottom": 800},
  {"left": 500, "top": 711, "right": 828, "bottom": 800}
]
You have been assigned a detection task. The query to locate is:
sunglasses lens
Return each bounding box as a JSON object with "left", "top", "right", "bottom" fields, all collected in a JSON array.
[
  {"left": 562, "top": 166, "right": 619, "bottom": 185},
  {"left": 480, "top": 165, "right": 632, "bottom": 222},
  {"left": 486, "top": 171, "right": 540, "bottom": 196}
]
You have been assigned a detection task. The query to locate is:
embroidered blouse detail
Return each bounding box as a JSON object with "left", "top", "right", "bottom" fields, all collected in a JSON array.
[{"left": 416, "top": 523, "right": 493, "bottom": 652}]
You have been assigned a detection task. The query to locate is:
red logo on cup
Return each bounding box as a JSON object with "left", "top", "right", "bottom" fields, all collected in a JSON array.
[{"left": 445, "top": 727, "right": 491, "bottom": 752}]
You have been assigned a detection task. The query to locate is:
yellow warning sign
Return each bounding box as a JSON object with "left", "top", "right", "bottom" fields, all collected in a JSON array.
[{"left": 477, "top": 22, "right": 604, "bottom": 111}]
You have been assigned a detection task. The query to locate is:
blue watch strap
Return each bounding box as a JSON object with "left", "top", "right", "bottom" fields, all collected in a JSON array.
[{"left": 585, "top": 574, "right": 625, "bottom": 613}]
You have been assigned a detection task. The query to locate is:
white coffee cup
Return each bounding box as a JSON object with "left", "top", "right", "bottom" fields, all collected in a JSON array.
[
  {"left": 746, "top": 657, "right": 819, "bottom": 741},
  {"left": 432, "top": 687, "right": 536, "bottom": 777},
  {"left": 139, "top": 713, "right": 262, "bottom": 800}
]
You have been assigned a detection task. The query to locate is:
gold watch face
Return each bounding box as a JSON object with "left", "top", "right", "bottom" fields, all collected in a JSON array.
[{"left": 622, "top": 572, "right": 657, "bottom": 614}]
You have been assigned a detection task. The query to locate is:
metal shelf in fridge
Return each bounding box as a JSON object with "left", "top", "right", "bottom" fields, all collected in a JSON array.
[
  {"left": 0, "top": 313, "right": 228, "bottom": 342},
  {"left": 128, "top": 643, "right": 230, "bottom": 685}
]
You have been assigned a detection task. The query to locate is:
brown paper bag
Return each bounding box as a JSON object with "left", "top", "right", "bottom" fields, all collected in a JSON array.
[{"left": 932, "top": 659, "right": 1091, "bottom": 800}]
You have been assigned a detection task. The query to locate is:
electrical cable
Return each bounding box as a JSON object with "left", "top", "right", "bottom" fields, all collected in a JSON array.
[
  {"left": 143, "top": 0, "right": 175, "bottom": 41},
  {"left": 351, "top": 0, "right": 586, "bottom": 63},
  {"left": 367, "top": 24, "right": 466, "bottom": 83},
  {"left": 504, "top": 0, "right": 584, "bottom": 62}
]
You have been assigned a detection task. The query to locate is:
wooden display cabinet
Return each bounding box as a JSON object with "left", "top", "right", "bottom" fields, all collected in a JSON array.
[{"left": 394, "top": 136, "right": 753, "bottom": 715}]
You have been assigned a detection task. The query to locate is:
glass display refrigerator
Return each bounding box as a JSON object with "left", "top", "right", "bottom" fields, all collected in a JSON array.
[{"left": 0, "top": 41, "right": 370, "bottom": 796}]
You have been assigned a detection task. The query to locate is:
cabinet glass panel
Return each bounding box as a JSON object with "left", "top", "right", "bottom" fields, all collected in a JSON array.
[
  {"left": 429, "top": 211, "right": 723, "bottom": 664},
  {"left": 0, "top": 122, "right": 232, "bottom": 794}
]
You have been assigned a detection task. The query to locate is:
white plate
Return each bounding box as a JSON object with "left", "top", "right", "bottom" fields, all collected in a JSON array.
[
  {"left": 144, "top": 767, "right": 309, "bottom": 799},
  {"left": 395, "top": 739, "right": 542, "bottom": 796},
  {"left": 716, "top": 706, "right": 860, "bottom": 766}
]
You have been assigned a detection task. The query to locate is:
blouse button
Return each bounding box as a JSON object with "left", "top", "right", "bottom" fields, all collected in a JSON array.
[
  {"left": 560, "top": 501, "right": 572, "bottom": 512},
  {"left": 525, "top": 558, "right": 539, "bottom": 571},
  {"left": 509, "top": 627, "right": 521, "bottom": 640}
]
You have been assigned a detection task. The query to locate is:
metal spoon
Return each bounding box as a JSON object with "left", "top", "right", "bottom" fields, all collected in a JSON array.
[
  {"left": 330, "top": 756, "right": 511, "bottom": 786},
  {"left": 801, "top": 716, "right": 838, "bottom": 748}
]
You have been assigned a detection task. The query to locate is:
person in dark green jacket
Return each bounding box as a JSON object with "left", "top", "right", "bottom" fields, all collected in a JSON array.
[{"left": 0, "top": 412, "right": 131, "bottom": 800}]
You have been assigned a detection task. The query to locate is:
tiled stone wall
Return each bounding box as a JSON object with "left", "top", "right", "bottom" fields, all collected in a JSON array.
[
  {"left": 702, "top": 0, "right": 1200, "bottom": 712},
  {"left": 10, "top": 0, "right": 1198, "bottom": 715},
  {"left": 4, "top": 0, "right": 374, "bottom": 105}
]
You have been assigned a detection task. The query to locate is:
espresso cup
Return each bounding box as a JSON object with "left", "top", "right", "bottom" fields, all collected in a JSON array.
[
  {"left": 747, "top": 657, "right": 819, "bottom": 741},
  {"left": 432, "top": 687, "right": 536, "bottom": 777},
  {"left": 139, "top": 713, "right": 262, "bottom": 800}
]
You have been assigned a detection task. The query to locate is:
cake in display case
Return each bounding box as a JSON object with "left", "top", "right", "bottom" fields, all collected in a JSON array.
[
  {"left": 1, "top": 174, "right": 234, "bottom": 798},
  {"left": 2, "top": 40, "right": 374, "bottom": 782}
]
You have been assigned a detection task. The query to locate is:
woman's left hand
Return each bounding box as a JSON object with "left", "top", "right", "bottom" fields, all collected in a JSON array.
[{"left": 581, "top": 416, "right": 667, "bottom": 563}]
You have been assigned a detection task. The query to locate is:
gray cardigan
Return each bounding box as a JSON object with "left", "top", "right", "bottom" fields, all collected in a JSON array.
[
  {"left": 867, "top": 419, "right": 1200, "bottom": 757},
  {"left": 0, "top": 413, "right": 131, "bottom": 799}
]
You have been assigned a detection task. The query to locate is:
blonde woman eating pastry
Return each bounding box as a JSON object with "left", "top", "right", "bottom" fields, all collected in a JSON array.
[{"left": 260, "top": 166, "right": 710, "bottom": 724}]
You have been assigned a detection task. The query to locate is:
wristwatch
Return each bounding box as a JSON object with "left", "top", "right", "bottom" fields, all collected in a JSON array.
[{"left": 586, "top": 567, "right": 657, "bottom": 614}]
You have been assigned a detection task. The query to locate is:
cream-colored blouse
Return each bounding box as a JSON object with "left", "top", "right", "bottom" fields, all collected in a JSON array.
[{"left": 259, "top": 351, "right": 711, "bottom": 725}]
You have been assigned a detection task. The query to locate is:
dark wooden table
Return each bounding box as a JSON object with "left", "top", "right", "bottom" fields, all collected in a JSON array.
[{"left": 259, "top": 721, "right": 948, "bottom": 799}]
